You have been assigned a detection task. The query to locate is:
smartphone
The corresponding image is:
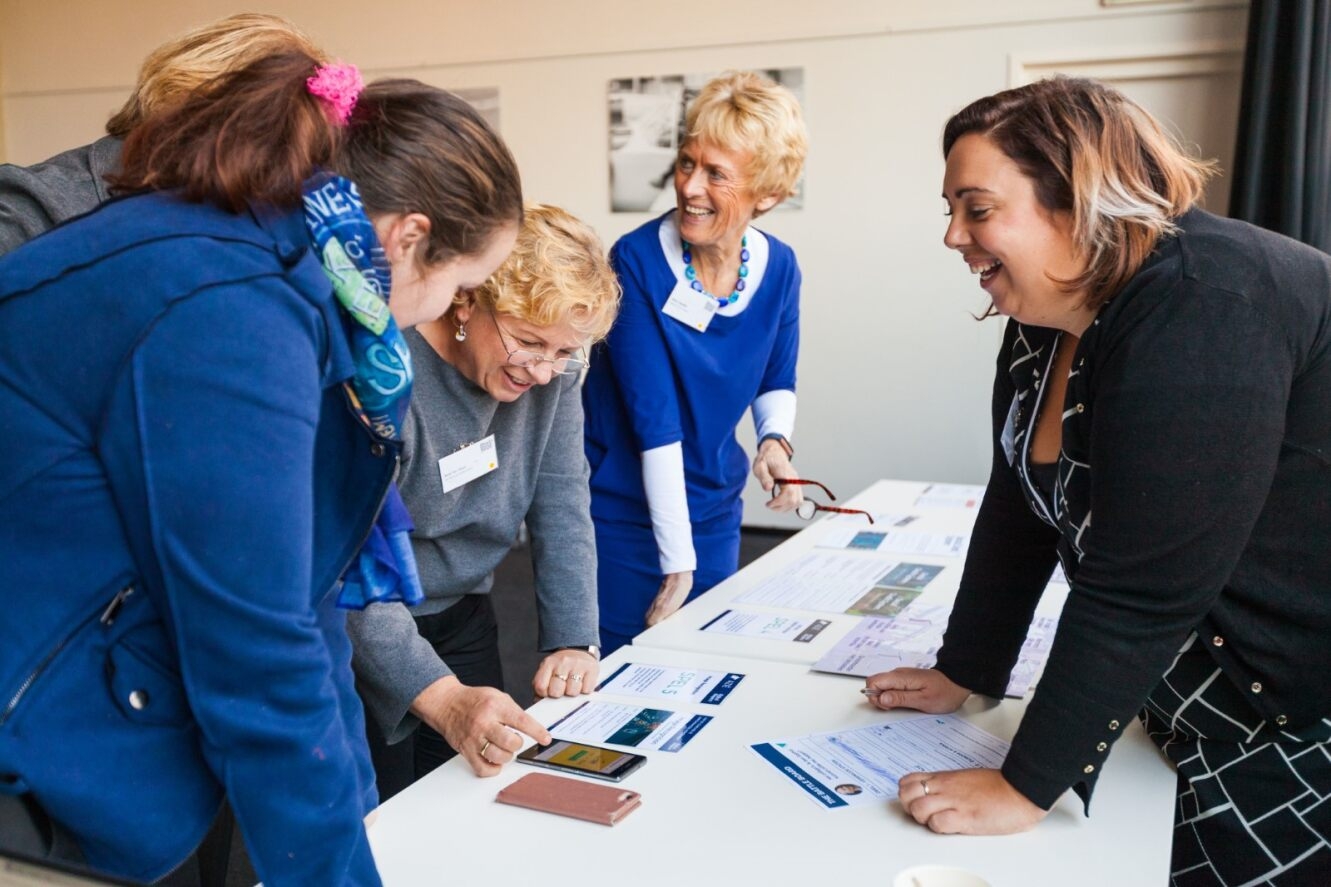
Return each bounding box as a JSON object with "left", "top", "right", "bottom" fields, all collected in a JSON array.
[{"left": 516, "top": 739, "right": 647, "bottom": 782}]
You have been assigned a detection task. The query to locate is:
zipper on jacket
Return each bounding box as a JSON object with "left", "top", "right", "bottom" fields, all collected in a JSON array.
[
  {"left": 1, "top": 584, "right": 134, "bottom": 727},
  {"left": 327, "top": 382, "right": 401, "bottom": 597},
  {"left": 328, "top": 452, "right": 399, "bottom": 597}
]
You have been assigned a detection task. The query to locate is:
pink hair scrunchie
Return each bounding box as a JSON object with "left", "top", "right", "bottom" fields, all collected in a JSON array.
[{"left": 306, "top": 62, "right": 363, "bottom": 125}]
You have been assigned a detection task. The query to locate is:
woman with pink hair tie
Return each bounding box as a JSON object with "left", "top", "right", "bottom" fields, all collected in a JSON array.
[{"left": 0, "top": 48, "right": 522, "bottom": 886}]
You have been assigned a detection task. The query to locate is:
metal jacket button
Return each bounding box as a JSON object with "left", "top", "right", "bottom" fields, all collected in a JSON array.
[
  {"left": 370, "top": 442, "right": 387, "bottom": 458},
  {"left": 1075, "top": 403, "right": 1085, "bottom": 413},
  {"left": 1083, "top": 765, "right": 1095, "bottom": 774},
  {"left": 1096, "top": 742, "right": 1107, "bottom": 752},
  {"left": 129, "top": 689, "right": 150, "bottom": 710},
  {"left": 1251, "top": 682, "right": 1263, "bottom": 694},
  {"left": 1275, "top": 715, "right": 1288, "bottom": 726},
  {"left": 1108, "top": 719, "right": 1120, "bottom": 731},
  {"left": 1212, "top": 635, "right": 1224, "bottom": 646}
]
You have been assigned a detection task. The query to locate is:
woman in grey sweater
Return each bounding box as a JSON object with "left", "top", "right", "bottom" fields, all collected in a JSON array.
[{"left": 347, "top": 204, "right": 621, "bottom": 798}]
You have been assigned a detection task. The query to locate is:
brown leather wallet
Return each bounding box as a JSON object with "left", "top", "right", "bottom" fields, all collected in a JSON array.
[{"left": 495, "top": 772, "right": 642, "bottom": 826}]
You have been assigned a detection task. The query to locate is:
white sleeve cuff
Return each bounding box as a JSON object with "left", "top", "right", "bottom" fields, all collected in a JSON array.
[
  {"left": 752, "top": 389, "right": 797, "bottom": 442},
  {"left": 641, "top": 443, "right": 696, "bottom": 574}
]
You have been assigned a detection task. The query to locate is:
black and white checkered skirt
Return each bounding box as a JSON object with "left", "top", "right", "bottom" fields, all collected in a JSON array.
[{"left": 1140, "top": 634, "right": 1331, "bottom": 886}]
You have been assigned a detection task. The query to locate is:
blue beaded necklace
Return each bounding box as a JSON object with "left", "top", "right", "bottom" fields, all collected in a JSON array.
[{"left": 683, "top": 236, "right": 749, "bottom": 307}]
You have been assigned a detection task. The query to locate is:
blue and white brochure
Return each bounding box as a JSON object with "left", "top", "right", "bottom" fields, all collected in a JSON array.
[
  {"left": 751, "top": 715, "right": 1009, "bottom": 809},
  {"left": 596, "top": 662, "right": 745, "bottom": 706},
  {"left": 548, "top": 700, "right": 712, "bottom": 753}
]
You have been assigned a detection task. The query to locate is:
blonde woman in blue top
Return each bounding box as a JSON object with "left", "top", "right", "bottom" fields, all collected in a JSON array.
[{"left": 584, "top": 71, "right": 809, "bottom": 654}]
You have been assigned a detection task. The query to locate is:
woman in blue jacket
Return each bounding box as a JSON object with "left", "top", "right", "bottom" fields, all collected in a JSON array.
[{"left": 0, "top": 51, "right": 520, "bottom": 885}]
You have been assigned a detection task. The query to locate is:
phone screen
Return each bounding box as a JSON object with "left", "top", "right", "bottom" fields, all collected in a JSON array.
[{"left": 517, "top": 740, "right": 646, "bottom": 782}]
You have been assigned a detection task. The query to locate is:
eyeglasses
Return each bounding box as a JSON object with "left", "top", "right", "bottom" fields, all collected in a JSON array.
[
  {"left": 771, "top": 478, "right": 876, "bottom": 524},
  {"left": 489, "top": 311, "right": 587, "bottom": 375}
]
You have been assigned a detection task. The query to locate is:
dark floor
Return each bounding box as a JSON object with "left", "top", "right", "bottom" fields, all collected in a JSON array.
[{"left": 223, "top": 526, "right": 792, "bottom": 885}]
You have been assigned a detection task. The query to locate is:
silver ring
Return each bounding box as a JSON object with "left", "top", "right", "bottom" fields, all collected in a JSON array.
[
  {"left": 479, "top": 739, "right": 492, "bottom": 759},
  {"left": 921, "top": 779, "right": 931, "bottom": 797},
  {"left": 570, "top": 674, "right": 584, "bottom": 684},
  {"left": 554, "top": 673, "right": 569, "bottom": 681}
]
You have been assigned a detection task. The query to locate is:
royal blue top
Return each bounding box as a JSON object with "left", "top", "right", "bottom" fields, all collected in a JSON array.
[
  {"left": 0, "top": 192, "right": 385, "bottom": 885},
  {"left": 584, "top": 211, "right": 801, "bottom": 528}
]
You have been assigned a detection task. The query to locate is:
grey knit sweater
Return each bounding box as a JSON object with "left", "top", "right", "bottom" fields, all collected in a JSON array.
[
  {"left": 0, "top": 136, "right": 121, "bottom": 256},
  {"left": 346, "top": 328, "right": 599, "bottom": 742}
]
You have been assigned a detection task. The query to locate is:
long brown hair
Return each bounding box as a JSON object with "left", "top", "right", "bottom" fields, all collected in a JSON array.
[
  {"left": 943, "top": 77, "right": 1215, "bottom": 310},
  {"left": 111, "top": 52, "right": 522, "bottom": 265}
]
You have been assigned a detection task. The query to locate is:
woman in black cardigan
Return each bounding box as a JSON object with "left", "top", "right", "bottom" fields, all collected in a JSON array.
[{"left": 867, "top": 77, "right": 1331, "bottom": 885}]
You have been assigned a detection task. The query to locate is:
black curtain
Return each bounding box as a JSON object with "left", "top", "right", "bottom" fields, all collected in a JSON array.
[{"left": 1229, "top": 0, "right": 1331, "bottom": 253}]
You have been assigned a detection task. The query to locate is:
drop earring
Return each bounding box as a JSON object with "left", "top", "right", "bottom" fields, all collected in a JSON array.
[{"left": 454, "top": 321, "right": 468, "bottom": 342}]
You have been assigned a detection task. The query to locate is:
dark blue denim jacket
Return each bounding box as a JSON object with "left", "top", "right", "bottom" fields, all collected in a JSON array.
[{"left": 0, "top": 192, "right": 390, "bottom": 884}]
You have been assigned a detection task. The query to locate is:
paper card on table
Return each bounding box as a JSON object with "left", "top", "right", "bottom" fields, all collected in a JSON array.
[
  {"left": 846, "top": 586, "right": 920, "bottom": 617},
  {"left": 913, "top": 483, "right": 985, "bottom": 509},
  {"left": 733, "top": 552, "right": 898, "bottom": 613},
  {"left": 818, "top": 528, "right": 892, "bottom": 550},
  {"left": 596, "top": 663, "right": 745, "bottom": 706},
  {"left": 751, "top": 715, "right": 1009, "bottom": 809},
  {"left": 844, "top": 563, "right": 942, "bottom": 616},
  {"left": 812, "top": 609, "right": 1059, "bottom": 699},
  {"left": 822, "top": 511, "right": 919, "bottom": 528},
  {"left": 878, "top": 562, "right": 942, "bottom": 590},
  {"left": 818, "top": 528, "right": 969, "bottom": 557},
  {"left": 699, "top": 609, "right": 832, "bottom": 643},
  {"left": 547, "top": 701, "right": 711, "bottom": 753}
]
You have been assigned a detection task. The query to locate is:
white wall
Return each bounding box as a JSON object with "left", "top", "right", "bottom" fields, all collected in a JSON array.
[{"left": 0, "top": 0, "right": 1249, "bottom": 527}]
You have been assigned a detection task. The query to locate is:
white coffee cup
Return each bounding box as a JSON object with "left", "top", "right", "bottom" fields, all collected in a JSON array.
[{"left": 893, "top": 864, "right": 992, "bottom": 887}]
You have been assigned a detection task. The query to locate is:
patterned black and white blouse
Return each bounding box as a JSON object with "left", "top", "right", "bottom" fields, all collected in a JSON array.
[{"left": 933, "top": 209, "right": 1331, "bottom": 812}]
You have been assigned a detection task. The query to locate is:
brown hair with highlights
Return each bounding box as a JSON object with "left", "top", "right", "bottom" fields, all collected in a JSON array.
[{"left": 943, "top": 76, "right": 1216, "bottom": 310}]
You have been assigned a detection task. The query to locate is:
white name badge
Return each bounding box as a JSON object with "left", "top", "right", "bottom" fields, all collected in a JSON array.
[
  {"left": 437, "top": 435, "right": 498, "bottom": 493},
  {"left": 661, "top": 281, "right": 719, "bottom": 332}
]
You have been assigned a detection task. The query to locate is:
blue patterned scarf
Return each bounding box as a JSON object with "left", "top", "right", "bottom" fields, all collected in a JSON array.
[{"left": 302, "top": 172, "right": 424, "bottom": 609}]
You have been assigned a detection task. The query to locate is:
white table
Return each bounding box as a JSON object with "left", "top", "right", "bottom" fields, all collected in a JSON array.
[
  {"left": 368, "top": 646, "right": 1173, "bottom": 886},
  {"left": 368, "top": 479, "right": 1174, "bottom": 886},
  {"left": 634, "top": 479, "right": 1012, "bottom": 666}
]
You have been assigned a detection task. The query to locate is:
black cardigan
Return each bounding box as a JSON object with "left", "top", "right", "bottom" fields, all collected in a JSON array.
[{"left": 934, "top": 209, "right": 1331, "bottom": 810}]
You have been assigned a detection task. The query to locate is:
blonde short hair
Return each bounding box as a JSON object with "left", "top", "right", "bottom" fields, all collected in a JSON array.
[
  {"left": 943, "top": 76, "right": 1216, "bottom": 310},
  {"left": 469, "top": 204, "right": 621, "bottom": 344},
  {"left": 685, "top": 70, "right": 808, "bottom": 203},
  {"left": 106, "top": 14, "right": 326, "bottom": 137}
]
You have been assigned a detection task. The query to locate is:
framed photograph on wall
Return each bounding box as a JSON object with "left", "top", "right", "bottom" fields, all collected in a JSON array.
[{"left": 607, "top": 67, "right": 804, "bottom": 213}]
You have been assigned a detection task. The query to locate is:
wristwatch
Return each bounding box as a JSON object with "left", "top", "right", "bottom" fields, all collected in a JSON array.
[
  {"left": 558, "top": 645, "right": 601, "bottom": 660},
  {"left": 759, "top": 433, "right": 794, "bottom": 459}
]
